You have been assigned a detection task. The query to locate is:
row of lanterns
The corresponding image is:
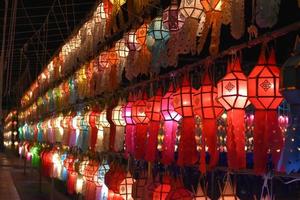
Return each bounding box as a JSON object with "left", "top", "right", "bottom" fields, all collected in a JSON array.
[
  {"left": 3, "top": 110, "right": 18, "bottom": 148},
  {"left": 19, "top": 45, "right": 300, "bottom": 175},
  {"left": 19, "top": 142, "right": 244, "bottom": 200},
  {"left": 20, "top": 0, "right": 268, "bottom": 113}
]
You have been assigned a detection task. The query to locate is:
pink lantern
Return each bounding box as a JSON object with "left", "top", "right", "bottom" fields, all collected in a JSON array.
[
  {"left": 160, "top": 84, "right": 182, "bottom": 165},
  {"left": 123, "top": 93, "right": 136, "bottom": 157}
]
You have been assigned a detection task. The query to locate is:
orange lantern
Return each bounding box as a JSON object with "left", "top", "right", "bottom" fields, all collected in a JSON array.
[
  {"left": 173, "top": 75, "right": 198, "bottom": 166},
  {"left": 131, "top": 91, "right": 150, "bottom": 160},
  {"left": 217, "top": 58, "right": 249, "bottom": 170},
  {"left": 248, "top": 49, "right": 283, "bottom": 174}
]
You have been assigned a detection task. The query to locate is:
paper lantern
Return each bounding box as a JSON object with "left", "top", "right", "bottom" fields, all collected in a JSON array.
[
  {"left": 55, "top": 114, "right": 64, "bottom": 143},
  {"left": 123, "top": 93, "right": 136, "bottom": 157},
  {"left": 147, "top": 17, "right": 170, "bottom": 73},
  {"left": 132, "top": 170, "right": 147, "bottom": 199},
  {"left": 248, "top": 49, "right": 283, "bottom": 174},
  {"left": 112, "top": 100, "right": 126, "bottom": 152},
  {"left": 163, "top": 0, "right": 185, "bottom": 34},
  {"left": 105, "top": 164, "right": 126, "bottom": 193},
  {"left": 37, "top": 122, "right": 43, "bottom": 142},
  {"left": 88, "top": 111, "right": 100, "bottom": 151},
  {"left": 193, "top": 183, "right": 211, "bottom": 200},
  {"left": 173, "top": 75, "right": 198, "bottom": 166},
  {"left": 62, "top": 113, "right": 73, "bottom": 146},
  {"left": 132, "top": 91, "right": 150, "bottom": 160},
  {"left": 77, "top": 112, "right": 90, "bottom": 152},
  {"left": 217, "top": 58, "right": 249, "bottom": 170},
  {"left": 64, "top": 154, "right": 78, "bottom": 195},
  {"left": 279, "top": 38, "right": 300, "bottom": 173},
  {"left": 147, "top": 175, "right": 172, "bottom": 200},
  {"left": 145, "top": 88, "right": 163, "bottom": 162},
  {"left": 84, "top": 160, "right": 99, "bottom": 200},
  {"left": 193, "top": 70, "right": 224, "bottom": 169},
  {"left": 119, "top": 172, "right": 134, "bottom": 200},
  {"left": 30, "top": 144, "right": 41, "bottom": 168},
  {"left": 99, "top": 109, "right": 111, "bottom": 151},
  {"left": 69, "top": 113, "right": 80, "bottom": 147},
  {"left": 47, "top": 118, "right": 55, "bottom": 143}
]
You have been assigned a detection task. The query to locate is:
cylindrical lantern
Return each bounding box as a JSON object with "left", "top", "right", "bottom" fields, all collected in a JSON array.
[
  {"left": 279, "top": 39, "right": 300, "bottom": 173},
  {"left": 217, "top": 58, "right": 249, "bottom": 170},
  {"left": 89, "top": 111, "right": 100, "bottom": 151},
  {"left": 123, "top": 93, "right": 136, "bottom": 157},
  {"left": 145, "top": 88, "right": 163, "bottom": 162},
  {"left": 99, "top": 109, "right": 111, "bottom": 151},
  {"left": 248, "top": 49, "right": 283, "bottom": 174},
  {"left": 112, "top": 100, "right": 126, "bottom": 152},
  {"left": 193, "top": 70, "right": 224, "bottom": 170},
  {"left": 173, "top": 75, "right": 198, "bottom": 166},
  {"left": 161, "top": 84, "right": 182, "bottom": 165},
  {"left": 131, "top": 91, "right": 150, "bottom": 160}
]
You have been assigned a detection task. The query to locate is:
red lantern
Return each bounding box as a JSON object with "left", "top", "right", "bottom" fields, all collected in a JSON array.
[
  {"left": 132, "top": 91, "right": 150, "bottom": 160},
  {"left": 145, "top": 88, "right": 163, "bottom": 162},
  {"left": 105, "top": 163, "right": 126, "bottom": 193},
  {"left": 161, "top": 84, "right": 182, "bottom": 165},
  {"left": 89, "top": 111, "right": 100, "bottom": 151},
  {"left": 173, "top": 75, "right": 198, "bottom": 166},
  {"left": 123, "top": 93, "right": 136, "bottom": 157},
  {"left": 248, "top": 49, "right": 283, "bottom": 174},
  {"left": 194, "top": 70, "right": 224, "bottom": 170},
  {"left": 217, "top": 58, "right": 249, "bottom": 170},
  {"left": 84, "top": 160, "right": 99, "bottom": 200},
  {"left": 147, "top": 175, "right": 172, "bottom": 200}
]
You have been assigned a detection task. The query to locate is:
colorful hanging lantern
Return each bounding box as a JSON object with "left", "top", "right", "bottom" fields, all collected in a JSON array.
[
  {"left": 146, "top": 17, "right": 170, "bottom": 73},
  {"left": 217, "top": 58, "right": 249, "bottom": 170},
  {"left": 248, "top": 49, "right": 283, "bottom": 174},
  {"left": 119, "top": 172, "right": 134, "bottom": 200},
  {"left": 131, "top": 91, "right": 150, "bottom": 160},
  {"left": 123, "top": 93, "right": 136, "bottom": 157},
  {"left": 163, "top": 0, "right": 185, "bottom": 34},
  {"left": 173, "top": 75, "right": 198, "bottom": 166},
  {"left": 84, "top": 160, "right": 99, "bottom": 200},
  {"left": 89, "top": 111, "right": 100, "bottom": 151},
  {"left": 279, "top": 38, "right": 300, "bottom": 173},
  {"left": 145, "top": 88, "right": 163, "bottom": 162},
  {"left": 193, "top": 70, "right": 224, "bottom": 170},
  {"left": 55, "top": 114, "right": 64, "bottom": 143},
  {"left": 112, "top": 100, "right": 126, "bottom": 152},
  {"left": 70, "top": 113, "right": 80, "bottom": 147},
  {"left": 62, "top": 113, "right": 73, "bottom": 146},
  {"left": 161, "top": 84, "right": 182, "bottom": 165},
  {"left": 99, "top": 109, "right": 111, "bottom": 151},
  {"left": 64, "top": 154, "right": 77, "bottom": 195},
  {"left": 107, "top": 47, "right": 120, "bottom": 91},
  {"left": 147, "top": 175, "right": 172, "bottom": 200},
  {"left": 105, "top": 163, "right": 126, "bottom": 193}
]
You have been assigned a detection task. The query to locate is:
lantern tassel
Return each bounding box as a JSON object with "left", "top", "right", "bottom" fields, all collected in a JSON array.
[
  {"left": 85, "top": 181, "right": 97, "bottom": 200},
  {"left": 114, "top": 126, "right": 125, "bottom": 152},
  {"left": 67, "top": 173, "right": 77, "bottom": 195},
  {"left": 135, "top": 124, "right": 148, "bottom": 160},
  {"left": 145, "top": 121, "right": 160, "bottom": 162},
  {"left": 177, "top": 117, "right": 198, "bottom": 166},
  {"left": 161, "top": 121, "right": 177, "bottom": 165},
  {"left": 227, "top": 109, "right": 246, "bottom": 169},
  {"left": 125, "top": 125, "right": 136, "bottom": 157},
  {"left": 90, "top": 126, "right": 98, "bottom": 151},
  {"left": 203, "top": 119, "right": 219, "bottom": 168}
]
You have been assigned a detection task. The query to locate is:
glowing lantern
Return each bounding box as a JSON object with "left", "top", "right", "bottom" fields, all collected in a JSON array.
[
  {"left": 89, "top": 111, "right": 100, "bottom": 151},
  {"left": 131, "top": 91, "right": 150, "bottom": 160},
  {"left": 125, "top": 30, "right": 142, "bottom": 80},
  {"left": 248, "top": 49, "right": 283, "bottom": 174},
  {"left": 77, "top": 111, "right": 90, "bottom": 152},
  {"left": 112, "top": 100, "right": 126, "bottom": 152},
  {"left": 132, "top": 170, "right": 147, "bottom": 199},
  {"left": 217, "top": 58, "right": 249, "bottom": 170},
  {"left": 37, "top": 121, "right": 43, "bottom": 142},
  {"left": 30, "top": 144, "right": 41, "bottom": 168},
  {"left": 55, "top": 114, "right": 64, "bottom": 143},
  {"left": 163, "top": 0, "right": 185, "bottom": 34},
  {"left": 70, "top": 113, "right": 80, "bottom": 147},
  {"left": 119, "top": 172, "right": 134, "bottom": 200},
  {"left": 147, "top": 17, "right": 170, "bottom": 73},
  {"left": 76, "top": 174, "right": 84, "bottom": 194},
  {"left": 280, "top": 38, "right": 300, "bottom": 173},
  {"left": 123, "top": 93, "right": 136, "bottom": 157},
  {"left": 84, "top": 160, "right": 99, "bottom": 200},
  {"left": 193, "top": 70, "right": 224, "bottom": 169},
  {"left": 115, "top": 38, "right": 129, "bottom": 72},
  {"left": 173, "top": 75, "right": 198, "bottom": 166},
  {"left": 147, "top": 175, "right": 172, "bottom": 200},
  {"left": 62, "top": 113, "right": 73, "bottom": 146},
  {"left": 64, "top": 154, "right": 77, "bottom": 194},
  {"left": 105, "top": 163, "right": 126, "bottom": 193},
  {"left": 145, "top": 88, "right": 163, "bottom": 162},
  {"left": 193, "top": 183, "right": 211, "bottom": 200},
  {"left": 99, "top": 109, "right": 111, "bottom": 151},
  {"left": 47, "top": 118, "right": 55, "bottom": 143},
  {"left": 52, "top": 151, "right": 62, "bottom": 178}
]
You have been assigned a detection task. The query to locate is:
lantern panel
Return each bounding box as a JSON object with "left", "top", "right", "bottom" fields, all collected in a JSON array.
[
  {"left": 163, "top": 1, "right": 185, "bottom": 33},
  {"left": 179, "top": 0, "right": 205, "bottom": 19},
  {"left": 173, "top": 83, "right": 196, "bottom": 117},
  {"left": 115, "top": 39, "right": 129, "bottom": 58},
  {"left": 125, "top": 31, "right": 141, "bottom": 51},
  {"left": 132, "top": 97, "right": 150, "bottom": 124},
  {"left": 99, "top": 110, "right": 110, "bottom": 127},
  {"left": 145, "top": 91, "right": 162, "bottom": 122},
  {"left": 112, "top": 105, "right": 126, "bottom": 126}
]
